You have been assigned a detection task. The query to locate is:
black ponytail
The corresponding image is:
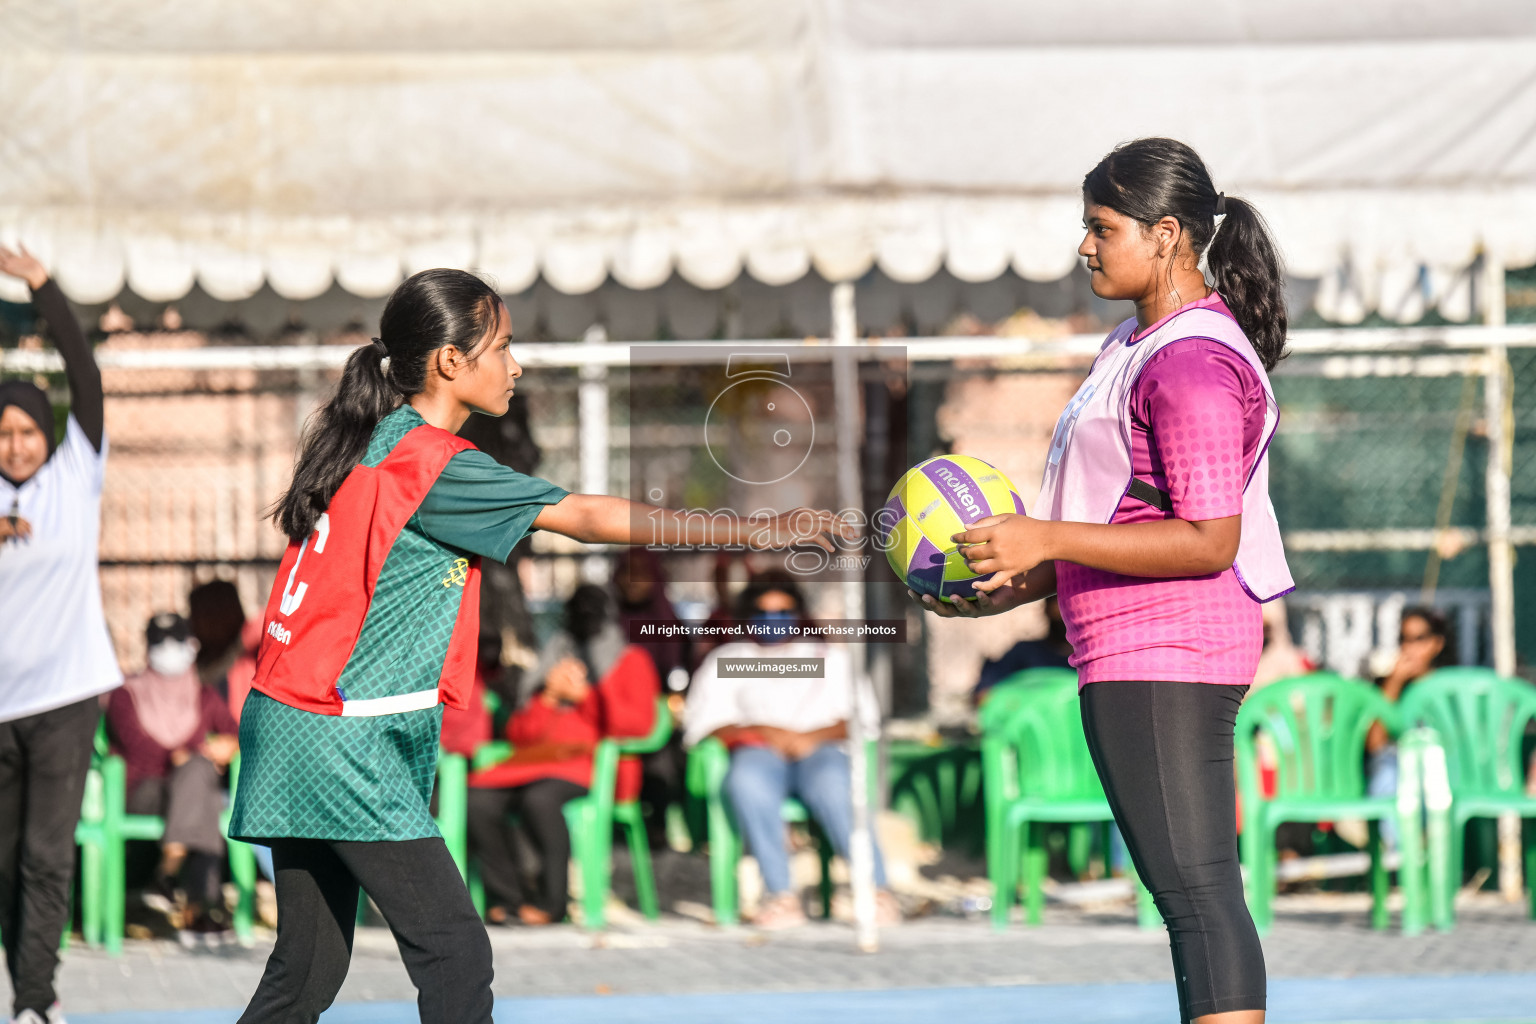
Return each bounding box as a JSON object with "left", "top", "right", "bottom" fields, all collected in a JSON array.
[
  {"left": 271, "top": 268, "right": 501, "bottom": 540},
  {"left": 1083, "top": 138, "right": 1289, "bottom": 370},
  {"left": 1205, "top": 196, "right": 1288, "bottom": 370}
]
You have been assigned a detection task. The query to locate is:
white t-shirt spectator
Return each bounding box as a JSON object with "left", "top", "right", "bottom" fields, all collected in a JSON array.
[
  {"left": 0, "top": 415, "right": 122, "bottom": 722},
  {"left": 682, "top": 640, "right": 880, "bottom": 749}
]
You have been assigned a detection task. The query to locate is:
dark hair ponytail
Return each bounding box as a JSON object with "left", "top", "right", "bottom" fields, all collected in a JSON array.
[
  {"left": 1083, "top": 138, "right": 1288, "bottom": 370},
  {"left": 271, "top": 268, "right": 501, "bottom": 540}
]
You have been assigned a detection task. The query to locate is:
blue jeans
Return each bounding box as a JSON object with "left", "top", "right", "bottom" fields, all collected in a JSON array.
[
  {"left": 723, "top": 743, "right": 888, "bottom": 895},
  {"left": 1367, "top": 747, "right": 1399, "bottom": 848}
]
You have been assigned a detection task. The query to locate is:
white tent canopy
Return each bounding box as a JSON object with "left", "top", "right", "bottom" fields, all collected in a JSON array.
[{"left": 2, "top": 0, "right": 1534, "bottom": 321}]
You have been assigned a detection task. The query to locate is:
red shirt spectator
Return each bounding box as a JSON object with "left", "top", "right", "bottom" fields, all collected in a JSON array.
[{"left": 469, "top": 644, "right": 658, "bottom": 799}]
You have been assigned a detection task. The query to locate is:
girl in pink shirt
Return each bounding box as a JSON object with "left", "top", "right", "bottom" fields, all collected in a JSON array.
[{"left": 918, "top": 138, "right": 1289, "bottom": 1024}]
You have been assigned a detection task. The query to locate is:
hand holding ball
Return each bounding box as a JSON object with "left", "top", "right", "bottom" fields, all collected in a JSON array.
[{"left": 878, "top": 455, "right": 1026, "bottom": 604}]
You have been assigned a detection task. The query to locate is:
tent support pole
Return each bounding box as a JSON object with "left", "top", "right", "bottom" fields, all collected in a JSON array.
[
  {"left": 579, "top": 323, "right": 610, "bottom": 582},
  {"left": 832, "top": 282, "right": 879, "bottom": 952},
  {"left": 1481, "top": 254, "right": 1522, "bottom": 902}
]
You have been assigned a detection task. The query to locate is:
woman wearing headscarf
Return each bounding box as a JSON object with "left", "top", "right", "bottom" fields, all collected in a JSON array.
[
  {"left": 106, "top": 613, "right": 240, "bottom": 944},
  {"left": 0, "top": 246, "right": 122, "bottom": 1024}
]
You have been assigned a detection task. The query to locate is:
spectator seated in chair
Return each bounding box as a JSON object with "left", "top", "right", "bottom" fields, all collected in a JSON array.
[
  {"left": 683, "top": 573, "right": 901, "bottom": 930},
  {"left": 1365, "top": 605, "right": 1453, "bottom": 848},
  {"left": 466, "top": 584, "right": 658, "bottom": 925},
  {"left": 106, "top": 612, "right": 240, "bottom": 944}
]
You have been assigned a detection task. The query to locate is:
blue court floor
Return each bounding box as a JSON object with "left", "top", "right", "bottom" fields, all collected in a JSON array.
[{"left": 71, "top": 974, "right": 1536, "bottom": 1024}]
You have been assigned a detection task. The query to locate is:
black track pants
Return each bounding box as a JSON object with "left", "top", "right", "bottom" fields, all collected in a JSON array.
[
  {"left": 0, "top": 695, "right": 99, "bottom": 1017},
  {"left": 237, "top": 837, "right": 493, "bottom": 1024}
]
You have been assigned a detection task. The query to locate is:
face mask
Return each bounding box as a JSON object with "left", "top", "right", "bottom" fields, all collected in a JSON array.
[
  {"left": 147, "top": 639, "right": 198, "bottom": 677},
  {"left": 750, "top": 610, "right": 797, "bottom": 645}
]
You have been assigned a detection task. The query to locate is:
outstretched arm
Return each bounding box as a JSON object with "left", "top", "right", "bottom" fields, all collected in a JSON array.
[
  {"left": 532, "top": 493, "right": 853, "bottom": 552},
  {"left": 0, "top": 247, "right": 103, "bottom": 452}
]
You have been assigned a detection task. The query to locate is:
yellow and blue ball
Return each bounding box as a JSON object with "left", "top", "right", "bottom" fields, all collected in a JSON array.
[{"left": 877, "top": 455, "right": 1025, "bottom": 603}]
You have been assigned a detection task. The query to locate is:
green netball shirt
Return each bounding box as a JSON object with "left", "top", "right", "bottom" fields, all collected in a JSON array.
[{"left": 229, "top": 405, "right": 568, "bottom": 843}]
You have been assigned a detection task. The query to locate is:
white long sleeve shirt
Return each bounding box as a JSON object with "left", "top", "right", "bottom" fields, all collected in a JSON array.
[
  {"left": 682, "top": 640, "right": 879, "bottom": 749},
  {"left": 0, "top": 416, "right": 122, "bottom": 722}
]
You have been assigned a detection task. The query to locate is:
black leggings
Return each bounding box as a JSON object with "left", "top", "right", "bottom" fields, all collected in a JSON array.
[
  {"left": 466, "top": 778, "right": 587, "bottom": 919},
  {"left": 237, "top": 837, "right": 493, "bottom": 1024},
  {"left": 1081, "top": 680, "right": 1264, "bottom": 1022}
]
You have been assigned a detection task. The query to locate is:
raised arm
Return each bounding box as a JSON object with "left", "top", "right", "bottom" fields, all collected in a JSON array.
[{"left": 0, "top": 247, "right": 103, "bottom": 451}]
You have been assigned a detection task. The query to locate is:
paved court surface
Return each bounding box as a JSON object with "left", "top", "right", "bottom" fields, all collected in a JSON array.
[
  {"left": 61, "top": 976, "right": 1536, "bottom": 1024},
  {"left": 11, "top": 892, "right": 1535, "bottom": 1023}
]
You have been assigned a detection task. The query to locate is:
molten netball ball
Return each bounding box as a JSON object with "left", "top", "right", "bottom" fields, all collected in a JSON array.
[{"left": 878, "top": 455, "right": 1025, "bottom": 603}]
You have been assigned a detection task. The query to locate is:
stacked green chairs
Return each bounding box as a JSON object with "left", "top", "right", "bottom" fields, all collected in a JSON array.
[
  {"left": 685, "top": 736, "right": 879, "bottom": 927},
  {"left": 437, "top": 697, "right": 673, "bottom": 930},
  {"left": 1399, "top": 667, "right": 1536, "bottom": 925},
  {"left": 979, "top": 674, "right": 1158, "bottom": 930},
  {"left": 888, "top": 669, "right": 1079, "bottom": 857},
  {"left": 887, "top": 739, "right": 982, "bottom": 854},
  {"left": 1235, "top": 673, "right": 1422, "bottom": 934},
  {"left": 74, "top": 719, "right": 258, "bottom": 954}
]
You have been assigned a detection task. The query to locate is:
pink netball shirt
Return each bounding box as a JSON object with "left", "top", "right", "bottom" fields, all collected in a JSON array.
[{"left": 1046, "top": 293, "right": 1286, "bottom": 686}]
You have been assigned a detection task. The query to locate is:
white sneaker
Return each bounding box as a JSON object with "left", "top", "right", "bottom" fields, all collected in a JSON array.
[{"left": 12, "top": 1005, "right": 65, "bottom": 1024}]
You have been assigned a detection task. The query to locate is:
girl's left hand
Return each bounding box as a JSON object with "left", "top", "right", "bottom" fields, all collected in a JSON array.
[{"left": 953, "top": 513, "right": 1052, "bottom": 593}]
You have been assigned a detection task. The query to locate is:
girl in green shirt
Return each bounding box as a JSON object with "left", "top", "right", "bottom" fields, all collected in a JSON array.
[{"left": 235, "top": 269, "right": 845, "bottom": 1024}]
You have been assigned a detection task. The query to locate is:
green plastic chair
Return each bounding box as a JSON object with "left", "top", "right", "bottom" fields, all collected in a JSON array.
[
  {"left": 888, "top": 739, "right": 982, "bottom": 854},
  {"left": 439, "top": 697, "right": 673, "bottom": 929},
  {"left": 685, "top": 736, "right": 879, "bottom": 927},
  {"left": 979, "top": 667, "right": 1100, "bottom": 874},
  {"left": 1400, "top": 667, "right": 1536, "bottom": 924},
  {"left": 1235, "top": 672, "right": 1421, "bottom": 934},
  {"left": 887, "top": 668, "right": 1077, "bottom": 853},
  {"left": 70, "top": 721, "right": 114, "bottom": 949},
  {"left": 979, "top": 675, "right": 1158, "bottom": 930},
  {"left": 74, "top": 719, "right": 258, "bottom": 954},
  {"left": 435, "top": 751, "right": 474, "bottom": 880},
  {"left": 983, "top": 667, "right": 1081, "bottom": 704},
  {"left": 563, "top": 699, "right": 673, "bottom": 929}
]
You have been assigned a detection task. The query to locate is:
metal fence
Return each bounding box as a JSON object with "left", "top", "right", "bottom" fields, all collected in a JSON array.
[{"left": 5, "top": 321, "right": 1536, "bottom": 698}]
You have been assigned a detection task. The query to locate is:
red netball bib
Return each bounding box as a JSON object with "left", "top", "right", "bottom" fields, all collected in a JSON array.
[{"left": 251, "top": 424, "right": 482, "bottom": 715}]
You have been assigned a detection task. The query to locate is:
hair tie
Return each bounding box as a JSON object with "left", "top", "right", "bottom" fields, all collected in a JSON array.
[
  {"left": 370, "top": 337, "right": 393, "bottom": 380},
  {"left": 1214, "top": 192, "right": 1227, "bottom": 217}
]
